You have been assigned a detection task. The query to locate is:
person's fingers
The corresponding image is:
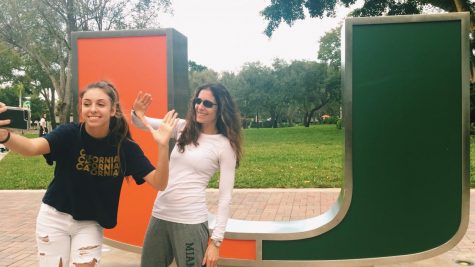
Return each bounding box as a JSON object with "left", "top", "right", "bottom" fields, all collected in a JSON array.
[
  {"left": 143, "top": 94, "right": 152, "bottom": 105},
  {"left": 0, "top": 119, "right": 11, "bottom": 126},
  {"left": 170, "top": 114, "right": 178, "bottom": 128},
  {"left": 202, "top": 254, "right": 207, "bottom": 266},
  {"left": 133, "top": 92, "right": 143, "bottom": 109},
  {"left": 162, "top": 110, "right": 172, "bottom": 123},
  {"left": 140, "top": 94, "right": 152, "bottom": 111},
  {"left": 0, "top": 103, "right": 9, "bottom": 126},
  {"left": 0, "top": 102, "right": 6, "bottom": 113},
  {"left": 134, "top": 91, "right": 152, "bottom": 110},
  {"left": 163, "top": 110, "right": 177, "bottom": 124}
]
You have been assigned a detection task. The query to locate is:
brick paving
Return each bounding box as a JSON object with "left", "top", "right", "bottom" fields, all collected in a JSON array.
[
  {"left": 0, "top": 191, "right": 41, "bottom": 267},
  {"left": 0, "top": 189, "right": 473, "bottom": 266}
]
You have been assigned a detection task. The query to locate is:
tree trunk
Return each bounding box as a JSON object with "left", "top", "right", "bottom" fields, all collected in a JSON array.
[
  {"left": 303, "top": 112, "right": 310, "bottom": 127},
  {"left": 272, "top": 114, "right": 278, "bottom": 128},
  {"left": 453, "top": 0, "right": 463, "bottom": 12},
  {"left": 306, "top": 100, "right": 330, "bottom": 127},
  {"left": 255, "top": 111, "right": 260, "bottom": 129},
  {"left": 48, "top": 88, "right": 56, "bottom": 129}
]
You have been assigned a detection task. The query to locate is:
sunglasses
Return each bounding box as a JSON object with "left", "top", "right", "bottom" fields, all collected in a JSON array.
[{"left": 193, "top": 98, "right": 217, "bottom": 109}]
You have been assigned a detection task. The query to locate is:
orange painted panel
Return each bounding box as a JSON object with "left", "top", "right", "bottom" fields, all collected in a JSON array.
[
  {"left": 220, "top": 239, "right": 256, "bottom": 260},
  {"left": 76, "top": 35, "right": 168, "bottom": 246}
]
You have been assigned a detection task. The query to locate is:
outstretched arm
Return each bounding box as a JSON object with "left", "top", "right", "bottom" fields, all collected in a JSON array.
[
  {"left": 0, "top": 102, "right": 50, "bottom": 156},
  {"left": 143, "top": 109, "right": 178, "bottom": 191},
  {"left": 203, "top": 146, "right": 237, "bottom": 267},
  {"left": 131, "top": 91, "right": 162, "bottom": 130}
]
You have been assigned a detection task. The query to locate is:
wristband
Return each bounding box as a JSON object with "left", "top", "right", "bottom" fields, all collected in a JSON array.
[{"left": 0, "top": 130, "right": 10, "bottom": 144}]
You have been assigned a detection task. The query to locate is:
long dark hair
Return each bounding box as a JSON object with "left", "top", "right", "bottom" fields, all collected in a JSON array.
[
  {"left": 177, "top": 83, "right": 242, "bottom": 166},
  {"left": 79, "top": 81, "right": 131, "bottom": 174}
]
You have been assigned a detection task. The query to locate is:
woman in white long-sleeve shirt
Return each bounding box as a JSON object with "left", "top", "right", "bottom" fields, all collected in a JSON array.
[{"left": 132, "top": 83, "right": 242, "bottom": 267}]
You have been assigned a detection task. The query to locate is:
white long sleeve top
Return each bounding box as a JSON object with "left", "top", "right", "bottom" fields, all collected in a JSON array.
[{"left": 131, "top": 114, "right": 236, "bottom": 241}]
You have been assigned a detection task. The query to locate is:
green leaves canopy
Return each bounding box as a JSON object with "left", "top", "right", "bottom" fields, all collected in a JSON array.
[{"left": 261, "top": 0, "right": 474, "bottom": 37}]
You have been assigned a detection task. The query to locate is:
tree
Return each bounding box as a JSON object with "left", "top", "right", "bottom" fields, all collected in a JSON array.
[
  {"left": 189, "top": 61, "right": 208, "bottom": 72},
  {"left": 237, "top": 62, "right": 283, "bottom": 128},
  {"left": 22, "top": 57, "right": 58, "bottom": 128},
  {"left": 219, "top": 71, "right": 240, "bottom": 101},
  {"left": 0, "top": 40, "right": 54, "bottom": 126},
  {"left": 189, "top": 69, "right": 219, "bottom": 93},
  {"left": 271, "top": 59, "right": 300, "bottom": 126},
  {"left": 0, "top": 41, "right": 22, "bottom": 82},
  {"left": 318, "top": 26, "right": 343, "bottom": 121},
  {"left": 318, "top": 26, "right": 342, "bottom": 70},
  {"left": 261, "top": 0, "right": 474, "bottom": 79},
  {"left": 262, "top": 1, "right": 473, "bottom": 36},
  {"left": 284, "top": 61, "right": 339, "bottom": 127},
  {"left": 0, "top": 87, "right": 19, "bottom": 106},
  {"left": 262, "top": 0, "right": 475, "bottom": 122},
  {"left": 0, "top": 0, "right": 171, "bottom": 124}
]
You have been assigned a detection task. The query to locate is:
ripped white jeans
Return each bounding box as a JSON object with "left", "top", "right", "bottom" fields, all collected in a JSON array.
[{"left": 36, "top": 203, "right": 103, "bottom": 267}]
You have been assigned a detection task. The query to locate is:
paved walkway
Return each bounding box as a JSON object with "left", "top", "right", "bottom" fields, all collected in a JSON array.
[{"left": 0, "top": 189, "right": 474, "bottom": 267}]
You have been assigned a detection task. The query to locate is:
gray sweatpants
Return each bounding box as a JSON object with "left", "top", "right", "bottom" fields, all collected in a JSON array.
[{"left": 141, "top": 217, "right": 209, "bottom": 267}]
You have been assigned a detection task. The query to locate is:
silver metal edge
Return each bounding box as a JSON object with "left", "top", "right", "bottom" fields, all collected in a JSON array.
[
  {"left": 71, "top": 28, "right": 171, "bottom": 39},
  {"left": 103, "top": 237, "right": 142, "bottom": 254},
  {"left": 345, "top": 11, "right": 469, "bottom": 25},
  {"left": 71, "top": 32, "right": 79, "bottom": 122}
]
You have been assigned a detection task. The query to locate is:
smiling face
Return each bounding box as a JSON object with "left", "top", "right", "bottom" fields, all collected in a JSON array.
[
  {"left": 194, "top": 88, "right": 218, "bottom": 134},
  {"left": 81, "top": 88, "right": 116, "bottom": 137}
]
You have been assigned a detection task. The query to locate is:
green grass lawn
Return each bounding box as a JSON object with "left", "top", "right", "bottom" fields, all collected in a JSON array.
[
  {"left": 1, "top": 126, "right": 474, "bottom": 189},
  {"left": 211, "top": 125, "right": 344, "bottom": 188},
  {"left": 0, "top": 133, "right": 54, "bottom": 189}
]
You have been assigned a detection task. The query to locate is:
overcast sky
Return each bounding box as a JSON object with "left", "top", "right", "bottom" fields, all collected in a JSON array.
[{"left": 158, "top": 0, "right": 361, "bottom": 73}]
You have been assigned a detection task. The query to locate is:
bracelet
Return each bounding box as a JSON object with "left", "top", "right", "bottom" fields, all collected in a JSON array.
[{"left": 0, "top": 130, "right": 10, "bottom": 144}]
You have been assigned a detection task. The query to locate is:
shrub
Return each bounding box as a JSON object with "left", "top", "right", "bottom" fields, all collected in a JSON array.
[
  {"left": 322, "top": 116, "right": 338, "bottom": 124},
  {"left": 336, "top": 119, "right": 343, "bottom": 129}
]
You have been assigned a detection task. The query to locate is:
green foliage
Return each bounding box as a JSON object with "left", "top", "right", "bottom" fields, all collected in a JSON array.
[
  {"left": 188, "top": 69, "right": 219, "bottom": 93},
  {"left": 321, "top": 116, "right": 338, "bottom": 124},
  {"left": 318, "top": 26, "right": 342, "bottom": 70},
  {"left": 0, "top": 0, "right": 172, "bottom": 124},
  {"left": 30, "top": 96, "right": 49, "bottom": 122},
  {"left": 249, "top": 120, "right": 274, "bottom": 128},
  {"left": 220, "top": 59, "right": 341, "bottom": 128},
  {"left": 189, "top": 61, "right": 208, "bottom": 72},
  {"left": 0, "top": 87, "right": 19, "bottom": 107},
  {"left": 336, "top": 118, "right": 343, "bottom": 129},
  {"left": 0, "top": 41, "right": 22, "bottom": 81},
  {"left": 261, "top": 0, "right": 474, "bottom": 37},
  {"left": 236, "top": 62, "right": 276, "bottom": 117},
  {"left": 261, "top": 1, "right": 474, "bottom": 123}
]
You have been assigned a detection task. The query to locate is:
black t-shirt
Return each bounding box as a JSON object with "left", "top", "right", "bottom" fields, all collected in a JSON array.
[{"left": 42, "top": 123, "right": 154, "bottom": 229}]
